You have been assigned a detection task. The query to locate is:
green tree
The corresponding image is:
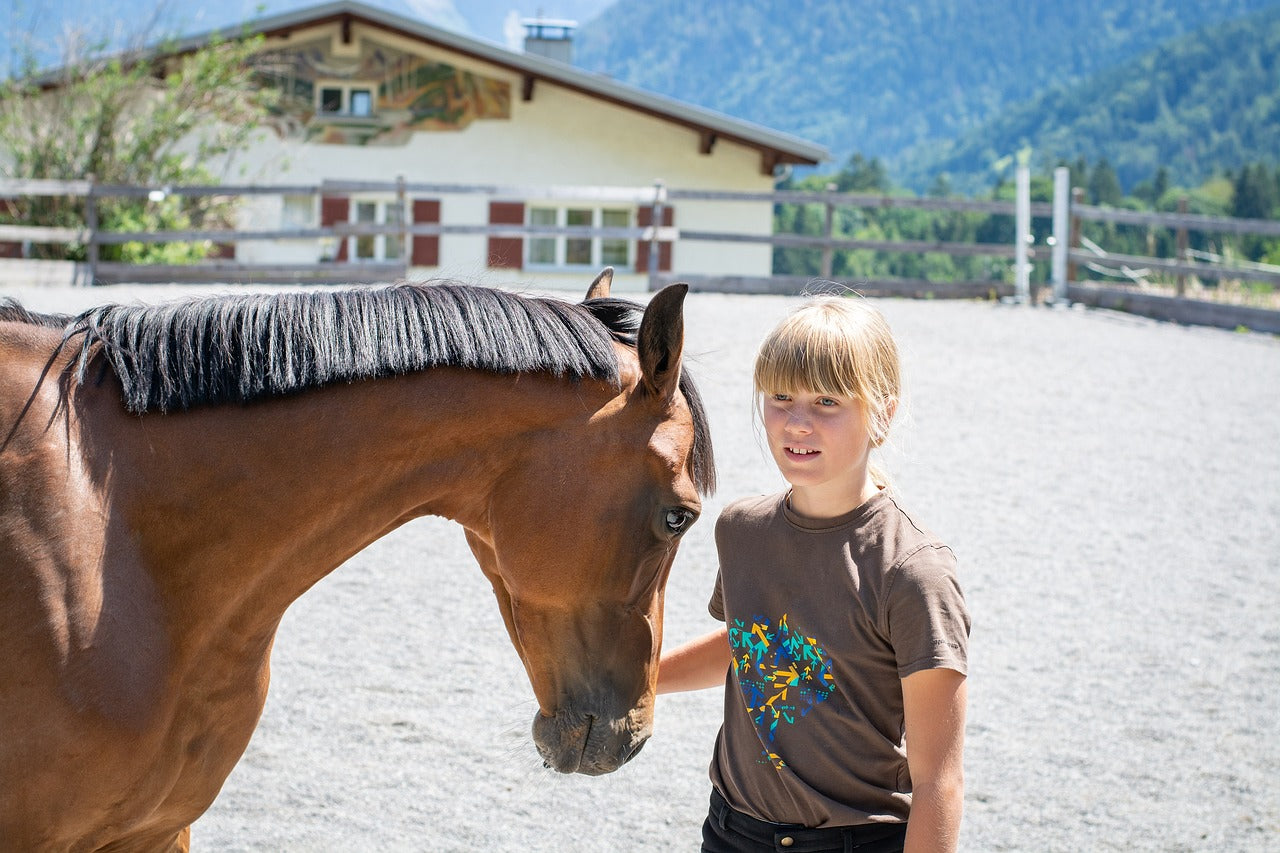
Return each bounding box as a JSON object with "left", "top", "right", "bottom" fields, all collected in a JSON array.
[
  {"left": 1232, "top": 162, "right": 1277, "bottom": 219},
  {"left": 1088, "top": 158, "right": 1124, "bottom": 205},
  {"left": 0, "top": 26, "right": 276, "bottom": 261}
]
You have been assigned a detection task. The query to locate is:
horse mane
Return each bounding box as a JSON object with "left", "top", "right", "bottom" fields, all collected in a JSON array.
[
  {"left": 48, "top": 282, "right": 715, "bottom": 494},
  {"left": 0, "top": 298, "right": 74, "bottom": 329}
]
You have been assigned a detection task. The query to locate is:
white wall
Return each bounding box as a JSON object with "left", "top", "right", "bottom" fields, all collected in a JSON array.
[{"left": 225, "top": 22, "right": 779, "bottom": 289}]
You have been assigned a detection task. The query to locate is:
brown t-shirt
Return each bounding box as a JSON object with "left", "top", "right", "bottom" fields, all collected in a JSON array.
[{"left": 708, "top": 490, "right": 970, "bottom": 827}]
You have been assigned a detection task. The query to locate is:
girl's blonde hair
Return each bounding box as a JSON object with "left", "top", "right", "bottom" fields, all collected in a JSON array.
[{"left": 753, "top": 296, "right": 902, "bottom": 481}]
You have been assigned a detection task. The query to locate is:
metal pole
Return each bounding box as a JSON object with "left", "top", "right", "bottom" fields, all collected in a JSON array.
[
  {"left": 647, "top": 179, "right": 666, "bottom": 292},
  {"left": 1015, "top": 166, "right": 1030, "bottom": 304},
  {"left": 1051, "top": 166, "right": 1070, "bottom": 303}
]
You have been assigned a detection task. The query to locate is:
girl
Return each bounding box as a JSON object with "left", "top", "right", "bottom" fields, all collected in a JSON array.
[{"left": 659, "top": 296, "right": 969, "bottom": 853}]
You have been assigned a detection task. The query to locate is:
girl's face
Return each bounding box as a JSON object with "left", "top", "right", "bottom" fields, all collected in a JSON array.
[{"left": 761, "top": 388, "right": 876, "bottom": 516}]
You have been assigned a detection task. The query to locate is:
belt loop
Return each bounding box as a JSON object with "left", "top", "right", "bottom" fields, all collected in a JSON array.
[
  {"left": 843, "top": 828, "right": 854, "bottom": 853},
  {"left": 716, "top": 798, "right": 728, "bottom": 831}
]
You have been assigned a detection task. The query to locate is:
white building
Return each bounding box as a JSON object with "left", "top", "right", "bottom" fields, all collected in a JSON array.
[{"left": 186, "top": 0, "right": 828, "bottom": 290}]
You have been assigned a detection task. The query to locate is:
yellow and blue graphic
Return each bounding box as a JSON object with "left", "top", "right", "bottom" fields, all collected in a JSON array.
[{"left": 728, "top": 614, "right": 836, "bottom": 769}]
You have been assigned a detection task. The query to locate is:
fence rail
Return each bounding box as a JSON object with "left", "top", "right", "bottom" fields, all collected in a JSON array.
[{"left": 1, "top": 174, "right": 1277, "bottom": 332}]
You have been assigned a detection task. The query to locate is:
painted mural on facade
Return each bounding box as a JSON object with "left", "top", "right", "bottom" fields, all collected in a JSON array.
[{"left": 256, "top": 34, "right": 511, "bottom": 145}]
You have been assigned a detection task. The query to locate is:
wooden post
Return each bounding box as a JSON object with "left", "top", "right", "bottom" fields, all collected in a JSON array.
[
  {"left": 85, "top": 174, "right": 98, "bottom": 287},
  {"left": 1051, "top": 166, "right": 1070, "bottom": 303},
  {"left": 821, "top": 182, "right": 836, "bottom": 280},
  {"left": 1175, "top": 196, "right": 1189, "bottom": 298},
  {"left": 396, "top": 174, "right": 409, "bottom": 278},
  {"left": 1014, "top": 166, "right": 1030, "bottom": 304},
  {"left": 647, "top": 179, "right": 666, "bottom": 292},
  {"left": 1066, "top": 187, "right": 1084, "bottom": 284}
]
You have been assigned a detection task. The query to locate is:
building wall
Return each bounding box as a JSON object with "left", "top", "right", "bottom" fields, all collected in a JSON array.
[{"left": 227, "top": 21, "right": 776, "bottom": 290}]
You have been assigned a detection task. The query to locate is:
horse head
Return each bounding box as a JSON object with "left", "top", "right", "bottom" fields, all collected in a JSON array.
[{"left": 463, "top": 270, "right": 710, "bottom": 775}]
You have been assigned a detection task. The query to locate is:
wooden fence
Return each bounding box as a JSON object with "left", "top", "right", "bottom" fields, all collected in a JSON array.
[{"left": 1, "top": 173, "right": 1278, "bottom": 333}]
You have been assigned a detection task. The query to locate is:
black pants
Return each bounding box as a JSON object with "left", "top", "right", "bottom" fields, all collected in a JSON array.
[{"left": 701, "top": 790, "right": 907, "bottom": 853}]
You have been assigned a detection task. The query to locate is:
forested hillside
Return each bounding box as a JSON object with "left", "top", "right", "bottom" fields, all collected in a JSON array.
[
  {"left": 574, "top": 0, "right": 1280, "bottom": 189},
  {"left": 901, "top": 5, "right": 1280, "bottom": 192}
]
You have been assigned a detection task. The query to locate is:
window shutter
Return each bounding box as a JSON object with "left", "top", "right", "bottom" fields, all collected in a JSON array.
[
  {"left": 412, "top": 199, "right": 441, "bottom": 267},
  {"left": 320, "top": 195, "right": 350, "bottom": 262},
  {"left": 635, "top": 205, "right": 674, "bottom": 273},
  {"left": 487, "top": 201, "right": 524, "bottom": 269}
]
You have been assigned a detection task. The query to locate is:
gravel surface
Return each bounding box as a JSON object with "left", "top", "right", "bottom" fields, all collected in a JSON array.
[{"left": 4, "top": 282, "right": 1277, "bottom": 852}]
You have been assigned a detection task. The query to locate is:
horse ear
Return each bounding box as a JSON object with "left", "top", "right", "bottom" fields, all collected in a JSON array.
[
  {"left": 637, "top": 283, "right": 687, "bottom": 399},
  {"left": 584, "top": 267, "right": 613, "bottom": 300}
]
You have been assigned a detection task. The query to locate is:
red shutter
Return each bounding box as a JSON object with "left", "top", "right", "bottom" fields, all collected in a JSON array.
[
  {"left": 412, "top": 199, "right": 440, "bottom": 267},
  {"left": 320, "top": 195, "right": 350, "bottom": 262},
  {"left": 635, "top": 205, "right": 674, "bottom": 273},
  {"left": 487, "top": 201, "right": 524, "bottom": 269}
]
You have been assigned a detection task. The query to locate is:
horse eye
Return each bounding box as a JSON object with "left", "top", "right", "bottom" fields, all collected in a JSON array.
[{"left": 665, "top": 508, "right": 694, "bottom": 534}]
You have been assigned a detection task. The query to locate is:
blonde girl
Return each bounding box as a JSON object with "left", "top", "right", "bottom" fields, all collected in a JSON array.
[{"left": 659, "top": 296, "right": 970, "bottom": 853}]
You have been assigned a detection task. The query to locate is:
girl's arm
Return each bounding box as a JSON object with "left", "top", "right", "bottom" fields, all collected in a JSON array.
[
  {"left": 656, "top": 627, "right": 731, "bottom": 694},
  {"left": 902, "top": 667, "right": 967, "bottom": 853}
]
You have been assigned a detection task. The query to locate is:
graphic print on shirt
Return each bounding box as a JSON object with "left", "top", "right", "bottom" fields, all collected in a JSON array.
[{"left": 728, "top": 614, "right": 835, "bottom": 769}]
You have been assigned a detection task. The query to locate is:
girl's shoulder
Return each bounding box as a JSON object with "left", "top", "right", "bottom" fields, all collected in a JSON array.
[{"left": 716, "top": 492, "right": 786, "bottom": 529}]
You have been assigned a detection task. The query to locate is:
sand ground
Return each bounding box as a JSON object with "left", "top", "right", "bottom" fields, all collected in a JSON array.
[{"left": 4, "top": 281, "right": 1277, "bottom": 852}]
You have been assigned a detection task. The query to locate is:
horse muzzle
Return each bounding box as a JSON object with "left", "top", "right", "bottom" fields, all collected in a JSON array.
[{"left": 532, "top": 706, "right": 651, "bottom": 775}]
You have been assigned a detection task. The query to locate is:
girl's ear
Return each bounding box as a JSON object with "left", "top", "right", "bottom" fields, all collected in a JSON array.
[{"left": 871, "top": 396, "right": 898, "bottom": 446}]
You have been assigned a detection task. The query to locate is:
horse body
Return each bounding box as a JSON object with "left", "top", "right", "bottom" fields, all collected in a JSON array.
[{"left": 0, "top": 274, "right": 712, "bottom": 851}]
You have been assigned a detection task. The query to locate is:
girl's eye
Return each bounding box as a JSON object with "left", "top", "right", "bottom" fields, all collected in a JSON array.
[
  {"left": 771, "top": 393, "right": 791, "bottom": 402},
  {"left": 817, "top": 397, "right": 837, "bottom": 407}
]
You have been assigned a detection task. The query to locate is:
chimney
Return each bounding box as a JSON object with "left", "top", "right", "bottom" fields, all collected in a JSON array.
[{"left": 522, "top": 18, "right": 576, "bottom": 64}]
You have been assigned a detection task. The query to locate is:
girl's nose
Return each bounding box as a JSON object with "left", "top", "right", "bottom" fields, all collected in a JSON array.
[{"left": 785, "top": 411, "right": 813, "bottom": 433}]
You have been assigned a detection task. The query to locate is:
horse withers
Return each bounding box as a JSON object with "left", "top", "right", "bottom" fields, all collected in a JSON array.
[{"left": 0, "top": 270, "right": 714, "bottom": 851}]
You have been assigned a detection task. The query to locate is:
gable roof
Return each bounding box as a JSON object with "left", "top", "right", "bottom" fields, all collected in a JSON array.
[{"left": 170, "top": 0, "right": 828, "bottom": 174}]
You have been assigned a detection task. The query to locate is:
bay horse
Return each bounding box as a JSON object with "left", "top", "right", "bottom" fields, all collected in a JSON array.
[{"left": 0, "top": 269, "right": 714, "bottom": 851}]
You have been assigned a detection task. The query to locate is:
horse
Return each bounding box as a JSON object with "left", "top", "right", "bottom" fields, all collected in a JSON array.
[{"left": 0, "top": 269, "right": 715, "bottom": 851}]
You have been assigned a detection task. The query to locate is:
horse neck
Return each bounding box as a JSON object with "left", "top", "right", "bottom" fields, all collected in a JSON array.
[{"left": 96, "top": 366, "right": 611, "bottom": 638}]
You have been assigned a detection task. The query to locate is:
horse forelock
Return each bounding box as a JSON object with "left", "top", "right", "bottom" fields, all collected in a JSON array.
[{"left": 584, "top": 296, "right": 716, "bottom": 497}]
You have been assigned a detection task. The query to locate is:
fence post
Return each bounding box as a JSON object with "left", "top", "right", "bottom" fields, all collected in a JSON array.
[
  {"left": 1067, "top": 187, "right": 1084, "bottom": 284},
  {"left": 1051, "top": 166, "right": 1070, "bottom": 304},
  {"left": 85, "top": 173, "right": 98, "bottom": 287},
  {"left": 1175, "top": 196, "right": 1189, "bottom": 298},
  {"left": 396, "top": 174, "right": 408, "bottom": 278},
  {"left": 821, "top": 182, "right": 836, "bottom": 279},
  {"left": 647, "top": 179, "right": 666, "bottom": 293},
  {"left": 1014, "top": 166, "right": 1030, "bottom": 304}
]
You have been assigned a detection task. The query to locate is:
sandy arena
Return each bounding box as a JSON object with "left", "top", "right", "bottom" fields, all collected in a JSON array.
[{"left": 3, "top": 280, "right": 1277, "bottom": 852}]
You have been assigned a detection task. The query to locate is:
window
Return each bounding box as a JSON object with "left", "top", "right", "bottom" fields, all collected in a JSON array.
[
  {"left": 349, "top": 198, "right": 404, "bottom": 262},
  {"left": 349, "top": 88, "right": 373, "bottom": 117},
  {"left": 316, "top": 82, "right": 378, "bottom": 117},
  {"left": 526, "top": 206, "right": 632, "bottom": 269},
  {"left": 281, "top": 195, "right": 315, "bottom": 229}
]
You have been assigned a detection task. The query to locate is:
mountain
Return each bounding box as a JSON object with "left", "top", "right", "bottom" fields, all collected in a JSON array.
[
  {"left": 900, "top": 5, "right": 1280, "bottom": 192},
  {"left": 573, "top": 0, "right": 1280, "bottom": 185}
]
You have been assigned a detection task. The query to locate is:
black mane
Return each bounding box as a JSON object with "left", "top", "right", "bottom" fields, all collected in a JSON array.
[{"left": 16, "top": 282, "right": 714, "bottom": 494}]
